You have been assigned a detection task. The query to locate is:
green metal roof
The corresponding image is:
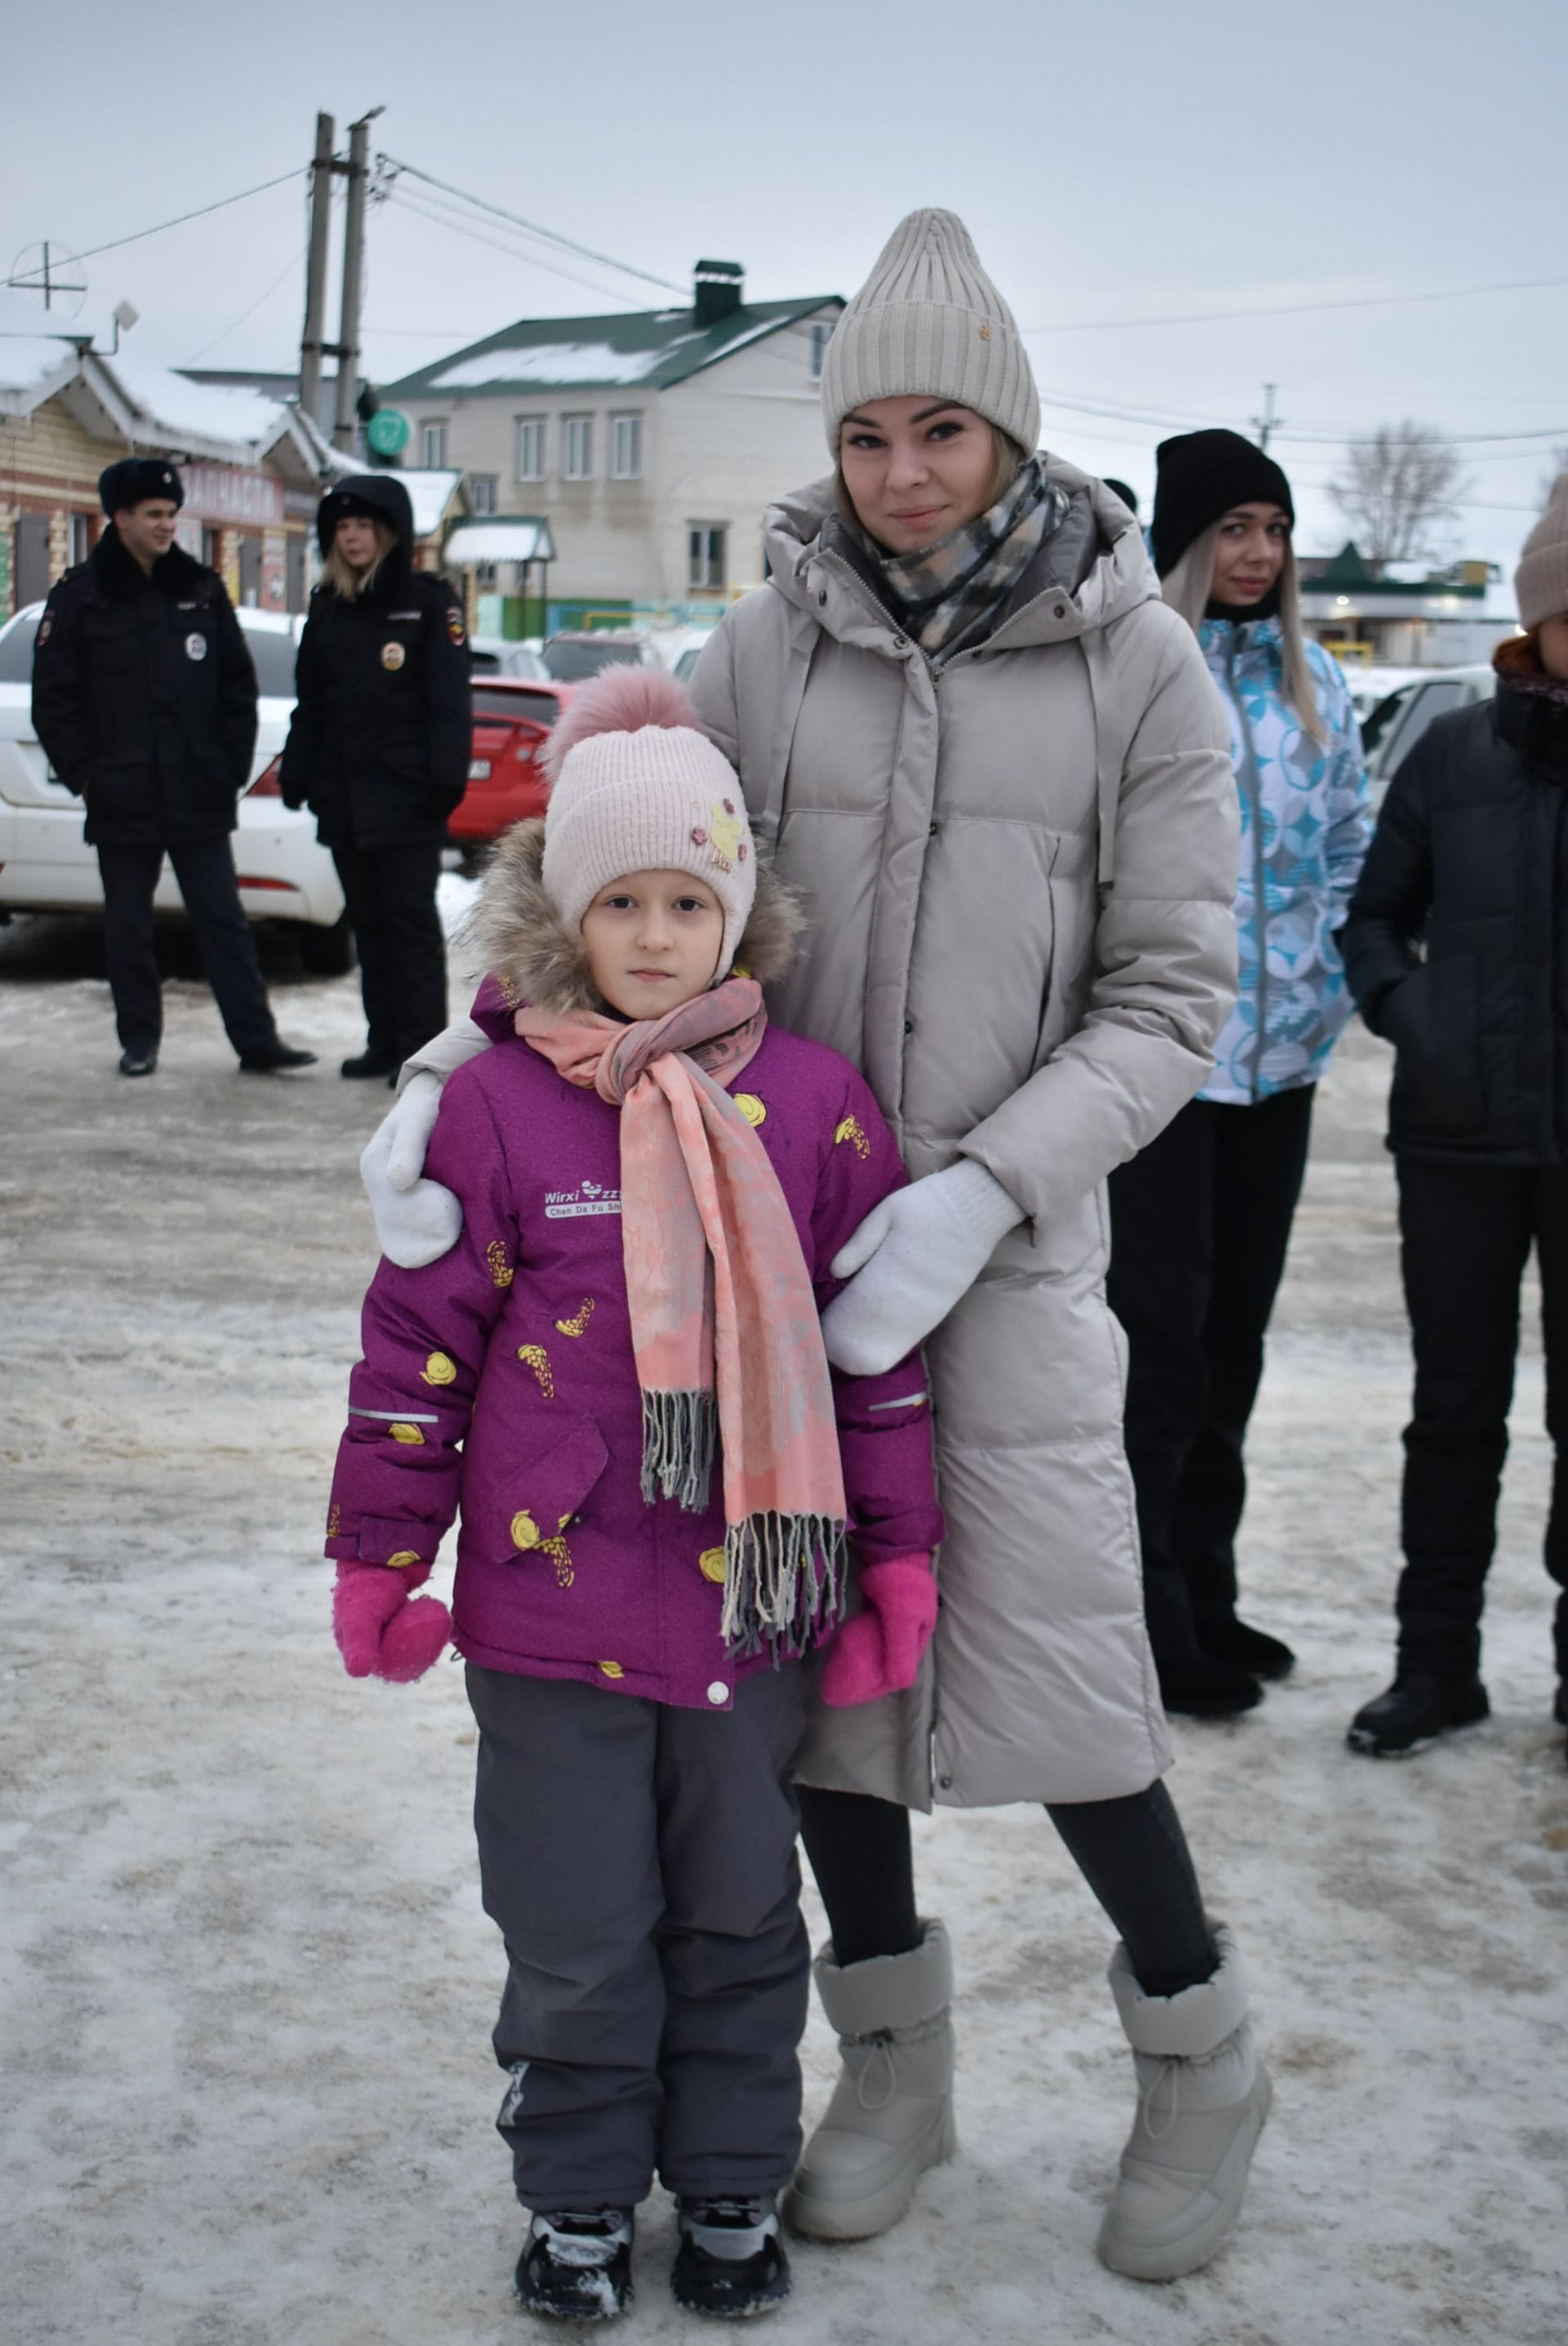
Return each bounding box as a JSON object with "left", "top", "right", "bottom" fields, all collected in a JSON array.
[
  {"left": 381, "top": 296, "right": 840, "bottom": 402},
  {"left": 1303, "top": 541, "right": 1486, "bottom": 600}
]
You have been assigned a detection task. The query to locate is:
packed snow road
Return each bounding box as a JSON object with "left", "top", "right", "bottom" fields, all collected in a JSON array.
[{"left": 2, "top": 913, "right": 1566, "bottom": 2345}]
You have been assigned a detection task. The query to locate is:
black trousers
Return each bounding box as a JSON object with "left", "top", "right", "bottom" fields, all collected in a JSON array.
[
  {"left": 797, "top": 1784, "right": 1215, "bottom": 2001},
  {"left": 96, "top": 838, "right": 278, "bottom": 1060},
  {"left": 1396, "top": 1155, "right": 1568, "bottom": 1685},
  {"left": 332, "top": 841, "right": 447, "bottom": 1064},
  {"left": 1107, "top": 1087, "right": 1316, "bottom": 1666}
]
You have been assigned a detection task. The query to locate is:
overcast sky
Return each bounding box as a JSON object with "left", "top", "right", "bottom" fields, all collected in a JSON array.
[{"left": 4, "top": 0, "right": 1563, "bottom": 564}]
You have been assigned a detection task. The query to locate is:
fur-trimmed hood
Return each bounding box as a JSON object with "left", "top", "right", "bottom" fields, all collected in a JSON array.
[{"left": 462, "top": 818, "right": 805, "bottom": 1016}]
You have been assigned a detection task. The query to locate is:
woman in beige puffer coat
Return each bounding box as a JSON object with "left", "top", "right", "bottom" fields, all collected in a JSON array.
[{"left": 364, "top": 210, "right": 1272, "bottom": 2286}]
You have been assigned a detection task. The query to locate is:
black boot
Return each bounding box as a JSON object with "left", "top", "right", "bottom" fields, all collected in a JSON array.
[
  {"left": 1347, "top": 1671, "right": 1490, "bottom": 1758},
  {"left": 118, "top": 1047, "right": 158, "bottom": 1077},
  {"left": 1199, "top": 1616, "right": 1296, "bottom": 1681},
  {"left": 238, "top": 1041, "right": 318, "bottom": 1073},
  {"left": 1156, "top": 1649, "right": 1264, "bottom": 1719},
  {"left": 670, "top": 2197, "right": 791, "bottom": 2318},
  {"left": 340, "top": 1049, "right": 401, "bottom": 1079},
  {"left": 514, "top": 2209, "right": 633, "bottom": 2321}
]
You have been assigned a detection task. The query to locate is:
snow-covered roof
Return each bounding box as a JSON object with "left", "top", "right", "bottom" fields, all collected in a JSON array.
[
  {"left": 0, "top": 287, "right": 85, "bottom": 413},
  {"left": 383, "top": 293, "right": 840, "bottom": 401},
  {"left": 394, "top": 468, "right": 466, "bottom": 536},
  {"left": 443, "top": 518, "right": 556, "bottom": 566}
]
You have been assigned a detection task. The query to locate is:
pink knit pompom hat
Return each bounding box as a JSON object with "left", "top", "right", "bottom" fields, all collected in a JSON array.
[{"left": 541, "top": 665, "right": 756, "bottom": 975}]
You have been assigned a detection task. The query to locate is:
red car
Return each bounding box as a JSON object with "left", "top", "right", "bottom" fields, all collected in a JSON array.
[{"left": 449, "top": 678, "right": 578, "bottom": 845}]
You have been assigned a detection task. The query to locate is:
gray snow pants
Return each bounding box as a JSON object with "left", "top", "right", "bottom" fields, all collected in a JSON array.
[{"left": 466, "top": 1662, "right": 809, "bottom": 2210}]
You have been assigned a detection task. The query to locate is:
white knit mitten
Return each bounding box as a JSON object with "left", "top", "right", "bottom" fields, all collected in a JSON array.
[
  {"left": 359, "top": 1071, "right": 462, "bottom": 1268},
  {"left": 822, "top": 1160, "right": 1024, "bottom": 1376}
]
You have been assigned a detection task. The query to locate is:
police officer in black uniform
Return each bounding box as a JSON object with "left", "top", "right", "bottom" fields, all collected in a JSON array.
[
  {"left": 30, "top": 458, "right": 317, "bottom": 1077},
  {"left": 280, "top": 475, "right": 470, "bottom": 1081}
]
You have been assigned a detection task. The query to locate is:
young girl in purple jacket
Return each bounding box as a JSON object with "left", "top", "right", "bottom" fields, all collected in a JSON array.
[{"left": 325, "top": 667, "right": 943, "bottom": 2322}]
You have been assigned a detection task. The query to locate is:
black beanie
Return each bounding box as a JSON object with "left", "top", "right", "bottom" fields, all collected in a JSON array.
[
  {"left": 1150, "top": 430, "right": 1293, "bottom": 579},
  {"left": 99, "top": 457, "right": 184, "bottom": 518}
]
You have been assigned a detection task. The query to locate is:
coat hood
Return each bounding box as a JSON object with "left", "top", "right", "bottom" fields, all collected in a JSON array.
[
  {"left": 760, "top": 456, "right": 1160, "bottom": 652},
  {"left": 462, "top": 818, "right": 805, "bottom": 1020},
  {"left": 316, "top": 471, "right": 415, "bottom": 555}
]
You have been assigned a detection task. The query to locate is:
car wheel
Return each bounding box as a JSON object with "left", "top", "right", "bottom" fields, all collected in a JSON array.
[{"left": 297, "top": 912, "right": 355, "bottom": 976}]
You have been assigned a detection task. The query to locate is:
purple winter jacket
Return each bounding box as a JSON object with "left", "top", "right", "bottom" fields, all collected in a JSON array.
[{"left": 327, "top": 992, "right": 944, "bottom": 1711}]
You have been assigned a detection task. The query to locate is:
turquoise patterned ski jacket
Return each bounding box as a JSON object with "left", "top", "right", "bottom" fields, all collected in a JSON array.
[{"left": 1197, "top": 615, "right": 1370, "bottom": 1104}]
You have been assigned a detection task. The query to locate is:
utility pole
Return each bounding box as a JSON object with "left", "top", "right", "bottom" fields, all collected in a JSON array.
[
  {"left": 1252, "top": 382, "right": 1281, "bottom": 451},
  {"left": 332, "top": 108, "right": 383, "bottom": 453},
  {"left": 299, "top": 111, "right": 335, "bottom": 428}
]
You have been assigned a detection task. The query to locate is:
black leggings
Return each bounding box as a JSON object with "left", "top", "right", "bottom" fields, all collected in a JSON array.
[{"left": 796, "top": 1782, "right": 1216, "bottom": 2000}]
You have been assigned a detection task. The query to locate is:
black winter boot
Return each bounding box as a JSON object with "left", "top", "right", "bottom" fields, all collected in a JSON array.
[
  {"left": 671, "top": 2197, "right": 791, "bottom": 2318},
  {"left": 1157, "top": 1651, "right": 1264, "bottom": 1719},
  {"left": 514, "top": 2208, "right": 633, "bottom": 2321},
  {"left": 1199, "top": 1616, "right": 1296, "bottom": 1681},
  {"left": 1347, "top": 1671, "right": 1489, "bottom": 1758},
  {"left": 238, "top": 1040, "right": 318, "bottom": 1073}
]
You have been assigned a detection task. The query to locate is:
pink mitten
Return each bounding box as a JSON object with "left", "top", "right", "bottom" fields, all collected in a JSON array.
[
  {"left": 333, "top": 1558, "right": 452, "bottom": 1684},
  {"left": 821, "top": 1555, "right": 938, "bottom": 1708}
]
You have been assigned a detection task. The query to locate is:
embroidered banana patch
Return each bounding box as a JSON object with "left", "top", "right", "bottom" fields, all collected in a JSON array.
[
  {"left": 555, "top": 1297, "right": 595, "bottom": 1338},
  {"left": 487, "top": 1240, "right": 514, "bottom": 1290},
  {"left": 835, "top": 1114, "right": 871, "bottom": 1159},
  {"left": 516, "top": 1345, "right": 554, "bottom": 1398}
]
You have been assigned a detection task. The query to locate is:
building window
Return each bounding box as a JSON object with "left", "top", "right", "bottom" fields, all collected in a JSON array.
[
  {"left": 421, "top": 421, "right": 448, "bottom": 468},
  {"left": 515, "top": 417, "right": 545, "bottom": 482},
  {"left": 610, "top": 413, "right": 642, "bottom": 480},
  {"left": 468, "top": 474, "right": 497, "bottom": 515},
  {"left": 563, "top": 414, "right": 593, "bottom": 481},
  {"left": 69, "top": 513, "right": 92, "bottom": 564},
  {"left": 809, "top": 321, "right": 831, "bottom": 381},
  {"left": 688, "top": 524, "right": 728, "bottom": 593}
]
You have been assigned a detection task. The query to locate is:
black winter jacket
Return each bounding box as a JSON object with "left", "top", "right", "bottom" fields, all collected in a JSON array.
[
  {"left": 1343, "top": 683, "right": 1568, "bottom": 1164},
  {"left": 279, "top": 475, "right": 470, "bottom": 852},
  {"left": 30, "top": 530, "right": 257, "bottom": 846}
]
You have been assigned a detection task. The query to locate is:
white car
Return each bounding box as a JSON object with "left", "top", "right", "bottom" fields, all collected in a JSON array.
[
  {"left": 1359, "top": 663, "right": 1497, "bottom": 802},
  {"left": 0, "top": 601, "right": 352, "bottom": 973}
]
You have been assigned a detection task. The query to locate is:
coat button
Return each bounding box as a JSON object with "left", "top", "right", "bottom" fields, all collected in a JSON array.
[
  {"left": 706, "top": 1680, "right": 729, "bottom": 1706},
  {"left": 929, "top": 821, "right": 939, "bottom": 837},
  {"left": 938, "top": 1774, "right": 954, "bottom": 1790},
  {"left": 1054, "top": 603, "right": 1067, "bottom": 618},
  {"left": 903, "top": 1019, "right": 914, "bottom": 1035},
  {"left": 818, "top": 589, "right": 827, "bottom": 606},
  {"left": 893, "top": 634, "right": 909, "bottom": 650}
]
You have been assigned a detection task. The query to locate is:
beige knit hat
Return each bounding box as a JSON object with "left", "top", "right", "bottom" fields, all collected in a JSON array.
[
  {"left": 821, "top": 208, "right": 1040, "bottom": 454},
  {"left": 1517, "top": 475, "right": 1568, "bottom": 632},
  {"left": 541, "top": 667, "right": 756, "bottom": 976}
]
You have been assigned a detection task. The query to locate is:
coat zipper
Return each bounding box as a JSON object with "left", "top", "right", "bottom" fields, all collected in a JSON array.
[{"left": 1227, "top": 633, "right": 1268, "bottom": 1097}]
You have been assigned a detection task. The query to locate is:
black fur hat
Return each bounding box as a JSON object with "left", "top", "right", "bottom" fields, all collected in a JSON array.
[{"left": 99, "top": 457, "right": 184, "bottom": 517}]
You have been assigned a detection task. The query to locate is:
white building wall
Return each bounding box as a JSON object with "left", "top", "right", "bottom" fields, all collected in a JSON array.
[{"left": 387, "top": 304, "right": 838, "bottom": 609}]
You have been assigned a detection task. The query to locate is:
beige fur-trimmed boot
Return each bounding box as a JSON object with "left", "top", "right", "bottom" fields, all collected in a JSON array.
[
  {"left": 783, "top": 1920, "right": 956, "bottom": 2241},
  {"left": 1097, "top": 1923, "right": 1271, "bottom": 2281}
]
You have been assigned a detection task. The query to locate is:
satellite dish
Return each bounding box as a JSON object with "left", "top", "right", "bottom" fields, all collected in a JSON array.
[{"left": 7, "top": 242, "right": 88, "bottom": 321}]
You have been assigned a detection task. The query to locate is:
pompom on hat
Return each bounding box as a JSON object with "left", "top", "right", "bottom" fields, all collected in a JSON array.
[
  {"left": 820, "top": 207, "right": 1040, "bottom": 456},
  {"left": 541, "top": 666, "right": 757, "bottom": 977},
  {"left": 1516, "top": 475, "right": 1568, "bottom": 633}
]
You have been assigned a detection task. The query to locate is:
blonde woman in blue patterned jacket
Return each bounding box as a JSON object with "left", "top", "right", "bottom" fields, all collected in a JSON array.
[{"left": 1108, "top": 429, "right": 1370, "bottom": 1720}]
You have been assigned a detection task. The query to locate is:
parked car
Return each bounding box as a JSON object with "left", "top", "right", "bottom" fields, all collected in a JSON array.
[
  {"left": 468, "top": 634, "right": 550, "bottom": 682},
  {"left": 1360, "top": 663, "right": 1497, "bottom": 801},
  {"left": 541, "top": 631, "right": 661, "bottom": 682},
  {"left": 0, "top": 600, "right": 353, "bottom": 972},
  {"left": 449, "top": 678, "right": 577, "bottom": 848}
]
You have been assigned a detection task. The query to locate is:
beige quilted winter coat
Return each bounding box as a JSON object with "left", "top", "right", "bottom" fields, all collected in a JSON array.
[{"left": 689, "top": 461, "right": 1238, "bottom": 1809}]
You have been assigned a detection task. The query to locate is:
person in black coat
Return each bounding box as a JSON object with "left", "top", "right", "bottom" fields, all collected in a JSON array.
[
  {"left": 30, "top": 458, "right": 315, "bottom": 1077},
  {"left": 1342, "top": 477, "right": 1568, "bottom": 1760},
  {"left": 280, "top": 475, "right": 471, "bottom": 1080}
]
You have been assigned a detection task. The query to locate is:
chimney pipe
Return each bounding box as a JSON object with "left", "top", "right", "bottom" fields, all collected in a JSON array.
[{"left": 693, "top": 260, "right": 743, "bottom": 328}]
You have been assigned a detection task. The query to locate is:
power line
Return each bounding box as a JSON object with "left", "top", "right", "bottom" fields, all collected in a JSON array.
[
  {"left": 376, "top": 153, "right": 685, "bottom": 298},
  {"left": 1022, "top": 272, "right": 1568, "bottom": 336},
  {"left": 185, "top": 240, "right": 310, "bottom": 364},
  {"left": 382, "top": 183, "right": 645, "bottom": 310},
  {"left": 66, "top": 167, "right": 305, "bottom": 265}
]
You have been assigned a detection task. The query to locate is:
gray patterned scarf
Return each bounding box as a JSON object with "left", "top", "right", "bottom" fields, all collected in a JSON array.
[{"left": 875, "top": 457, "right": 1069, "bottom": 669}]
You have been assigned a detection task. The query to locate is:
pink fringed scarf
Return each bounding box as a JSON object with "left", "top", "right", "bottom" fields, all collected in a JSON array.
[{"left": 515, "top": 977, "right": 847, "bottom": 1658}]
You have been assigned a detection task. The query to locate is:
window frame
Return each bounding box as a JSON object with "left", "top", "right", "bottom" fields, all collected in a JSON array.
[
  {"left": 562, "top": 413, "right": 594, "bottom": 482},
  {"left": 421, "top": 420, "right": 449, "bottom": 469},
  {"left": 687, "top": 522, "right": 728, "bottom": 594},
  {"left": 514, "top": 415, "right": 546, "bottom": 483},
  {"left": 609, "top": 411, "right": 643, "bottom": 482},
  {"left": 467, "top": 473, "right": 498, "bottom": 515}
]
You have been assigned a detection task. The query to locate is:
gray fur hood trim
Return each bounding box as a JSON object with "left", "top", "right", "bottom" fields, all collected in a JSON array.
[{"left": 462, "top": 818, "right": 806, "bottom": 1015}]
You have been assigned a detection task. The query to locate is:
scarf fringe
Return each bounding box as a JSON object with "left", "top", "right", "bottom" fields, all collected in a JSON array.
[
  {"left": 640, "top": 1387, "right": 718, "bottom": 1512},
  {"left": 721, "top": 1510, "right": 849, "bottom": 1663}
]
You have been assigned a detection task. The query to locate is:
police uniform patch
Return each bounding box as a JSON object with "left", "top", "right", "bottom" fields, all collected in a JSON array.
[
  {"left": 37, "top": 614, "right": 52, "bottom": 648},
  {"left": 185, "top": 633, "right": 207, "bottom": 662},
  {"left": 446, "top": 608, "right": 466, "bottom": 647},
  {"left": 381, "top": 641, "right": 406, "bottom": 671}
]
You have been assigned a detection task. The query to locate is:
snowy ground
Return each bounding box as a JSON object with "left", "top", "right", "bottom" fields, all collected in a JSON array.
[{"left": 2, "top": 915, "right": 1566, "bottom": 2346}]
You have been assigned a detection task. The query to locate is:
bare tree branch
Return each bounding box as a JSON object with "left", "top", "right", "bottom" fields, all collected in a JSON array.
[{"left": 1326, "top": 421, "right": 1466, "bottom": 567}]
